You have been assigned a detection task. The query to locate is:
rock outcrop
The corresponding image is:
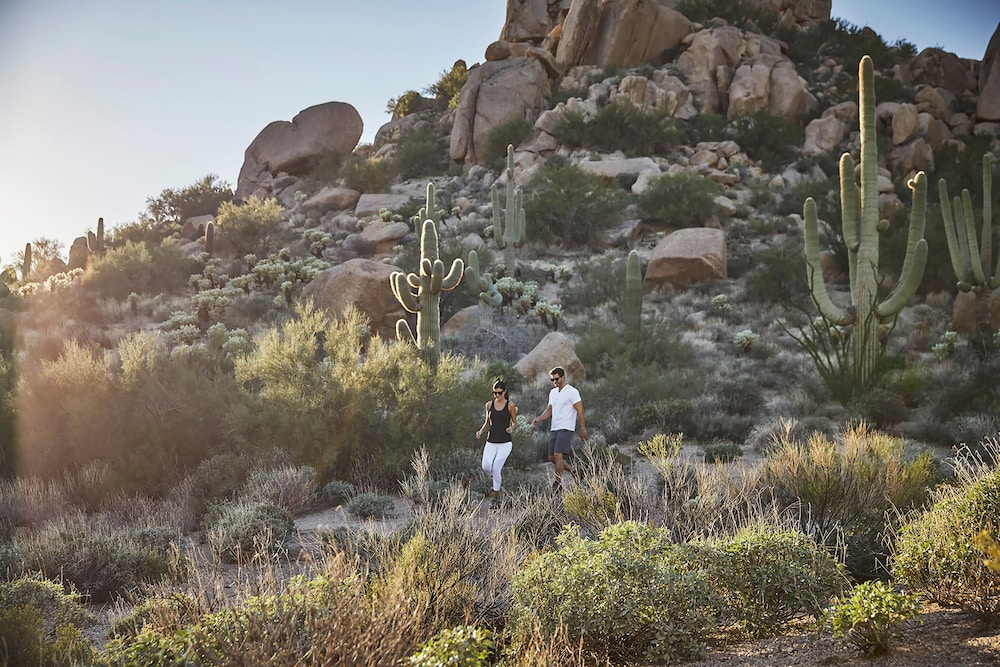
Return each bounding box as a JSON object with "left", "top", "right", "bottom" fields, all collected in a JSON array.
[{"left": 236, "top": 102, "right": 363, "bottom": 199}]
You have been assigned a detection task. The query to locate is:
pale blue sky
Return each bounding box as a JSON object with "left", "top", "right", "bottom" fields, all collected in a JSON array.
[{"left": 0, "top": 1, "right": 996, "bottom": 267}]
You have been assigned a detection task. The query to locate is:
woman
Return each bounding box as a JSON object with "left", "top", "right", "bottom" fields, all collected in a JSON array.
[{"left": 475, "top": 380, "right": 517, "bottom": 505}]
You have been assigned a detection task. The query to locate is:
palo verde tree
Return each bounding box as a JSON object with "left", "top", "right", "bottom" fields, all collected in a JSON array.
[{"left": 803, "top": 55, "right": 928, "bottom": 391}]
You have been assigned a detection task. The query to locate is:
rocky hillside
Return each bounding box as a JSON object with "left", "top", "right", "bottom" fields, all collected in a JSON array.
[{"left": 6, "top": 1, "right": 1000, "bottom": 461}]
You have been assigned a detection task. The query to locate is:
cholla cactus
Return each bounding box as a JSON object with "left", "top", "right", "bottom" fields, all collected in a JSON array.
[
  {"left": 390, "top": 217, "right": 464, "bottom": 366},
  {"left": 803, "top": 55, "right": 928, "bottom": 390},
  {"left": 939, "top": 153, "right": 999, "bottom": 342}
]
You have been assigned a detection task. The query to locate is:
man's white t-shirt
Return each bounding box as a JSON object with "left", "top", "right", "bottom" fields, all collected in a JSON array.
[{"left": 548, "top": 384, "right": 582, "bottom": 431}]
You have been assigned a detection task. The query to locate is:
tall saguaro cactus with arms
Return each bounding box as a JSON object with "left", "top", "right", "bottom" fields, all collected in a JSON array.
[
  {"left": 492, "top": 144, "right": 526, "bottom": 275},
  {"left": 939, "top": 153, "right": 999, "bottom": 342},
  {"left": 803, "top": 55, "right": 929, "bottom": 390},
  {"left": 390, "top": 217, "right": 464, "bottom": 366}
]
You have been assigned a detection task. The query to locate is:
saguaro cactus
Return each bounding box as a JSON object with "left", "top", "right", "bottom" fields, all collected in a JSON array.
[
  {"left": 390, "top": 217, "right": 464, "bottom": 366},
  {"left": 491, "top": 144, "right": 526, "bottom": 275},
  {"left": 803, "top": 55, "right": 928, "bottom": 389},
  {"left": 205, "top": 221, "right": 215, "bottom": 257},
  {"left": 21, "top": 243, "right": 32, "bottom": 281},
  {"left": 939, "top": 153, "right": 999, "bottom": 341},
  {"left": 411, "top": 182, "right": 443, "bottom": 230},
  {"left": 624, "top": 250, "right": 642, "bottom": 347},
  {"left": 466, "top": 250, "right": 503, "bottom": 307},
  {"left": 95, "top": 217, "right": 105, "bottom": 255}
]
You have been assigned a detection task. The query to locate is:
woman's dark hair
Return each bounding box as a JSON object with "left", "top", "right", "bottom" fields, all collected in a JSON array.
[{"left": 492, "top": 380, "right": 508, "bottom": 398}]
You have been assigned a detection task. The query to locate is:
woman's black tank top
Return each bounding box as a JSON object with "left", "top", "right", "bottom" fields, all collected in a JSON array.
[{"left": 487, "top": 400, "right": 512, "bottom": 443}]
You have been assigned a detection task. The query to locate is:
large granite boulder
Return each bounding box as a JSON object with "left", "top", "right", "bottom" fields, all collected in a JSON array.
[
  {"left": 979, "top": 24, "right": 1000, "bottom": 122},
  {"left": 515, "top": 331, "right": 587, "bottom": 386},
  {"left": 450, "top": 57, "right": 550, "bottom": 165},
  {"left": 236, "top": 102, "right": 363, "bottom": 199},
  {"left": 644, "top": 228, "right": 727, "bottom": 290},
  {"left": 300, "top": 259, "right": 404, "bottom": 340}
]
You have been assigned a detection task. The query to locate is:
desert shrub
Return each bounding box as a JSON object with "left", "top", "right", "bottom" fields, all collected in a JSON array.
[
  {"left": 229, "top": 304, "right": 482, "bottom": 485},
  {"left": 345, "top": 492, "right": 395, "bottom": 519},
  {"left": 108, "top": 592, "right": 203, "bottom": 640},
  {"left": 391, "top": 125, "right": 449, "bottom": 180},
  {"left": 386, "top": 89, "right": 424, "bottom": 118},
  {"left": 408, "top": 625, "right": 493, "bottom": 667},
  {"left": 557, "top": 253, "right": 628, "bottom": 311},
  {"left": 321, "top": 480, "right": 358, "bottom": 506},
  {"left": 730, "top": 110, "right": 803, "bottom": 172},
  {"left": 0, "top": 577, "right": 96, "bottom": 666},
  {"left": 636, "top": 171, "right": 721, "bottom": 227},
  {"left": 682, "top": 113, "right": 728, "bottom": 144},
  {"left": 239, "top": 465, "right": 318, "bottom": 514},
  {"left": 83, "top": 238, "right": 200, "bottom": 299},
  {"left": 426, "top": 60, "right": 468, "bottom": 109},
  {"left": 699, "top": 527, "right": 848, "bottom": 637},
  {"left": 206, "top": 499, "right": 294, "bottom": 564},
  {"left": 823, "top": 580, "right": 921, "bottom": 656},
  {"left": 523, "top": 158, "right": 627, "bottom": 246},
  {"left": 115, "top": 174, "right": 232, "bottom": 246},
  {"left": 215, "top": 196, "right": 287, "bottom": 258},
  {"left": 675, "top": 0, "right": 779, "bottom": 32},
  {"left": 893, "top": 443, "right": 1000, "bottom": 615},
  {"left": 702, "top": 441, "right": 743, "bottom": 463},
  {"left": 338, "top": 155, "right": 393, "bottom": 193},
  {"left": 743, "top": 237, "right": 810, "bottom": 305},
  {"left": 554, "top": 100, "right": 685, "bottom": 156},
  {"left": 761, "top": 423, "right": 937, "bottom": 579},
  {"left": 486, "top": 117, "right": 534, "bottom": 167},
  {"left": 508, "top": 522, "right": 720, "bottom": 664},
  {"left": 17, "top": 516, "right": 181, "bottom": 602}
]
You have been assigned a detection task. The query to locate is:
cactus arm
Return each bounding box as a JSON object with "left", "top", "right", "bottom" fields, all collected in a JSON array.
[
  {"left": 878, "top": 172, "right": 929, "bottom": 318},
  {"left": 391, "top": 271, "right": 420, "bottom": 313},
  {"left": 492, "top": 184, "right": 506, "bottom": 250},
  {"left": 480, "top": 274, "right": 503, "bottom": 306},
  {"left": 940, "top": 179, "right": 971, "bottom": 285},
  {"left": 804, "top": 197, "right": 851, "bottom": 325},
  {"left": 396, "top": 319, "right": 416, "bottom": 345},
  {"left": 467, "top": 250, "right": 482, "bottom": 297},
  {"left": 959, "top": 189, "right": 987, "bottom": 286},
  {"left": 430, "top": 259, "right": 444, "bottom": 293},
  {"left": 877, "top": 239, "right": 927, "bottom": 317},
  {"left": 840, "top": 154, "right": 861, "bottom": 288},
  {"left": 441, "top": 257, "right": 464, "bottom": 290}
]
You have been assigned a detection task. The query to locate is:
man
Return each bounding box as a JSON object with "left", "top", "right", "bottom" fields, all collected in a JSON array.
[{"left": 531, "top": 366, "right": 587, "bottom": 489}]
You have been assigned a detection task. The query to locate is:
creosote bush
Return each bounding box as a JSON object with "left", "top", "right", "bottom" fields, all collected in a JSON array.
[
  {"left": 894, "top": 441, "right": 1000, "bottom": 615},
  {"left": 206, "top": 499, "right": 294, "bottom": 563},
  {"left": 824, "top": 580, "right": 921, "bottom": 656},
  {"left": 636, "top": 171, "right": 721, "bottom": 226},
  {"left": 523, "top": 157, "right": 627, "bottom": 246}
]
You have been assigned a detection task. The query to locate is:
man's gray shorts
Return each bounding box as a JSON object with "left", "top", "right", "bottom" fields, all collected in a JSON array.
[{"left": 548, "top": 429, "right": 574, "bottom": 456}]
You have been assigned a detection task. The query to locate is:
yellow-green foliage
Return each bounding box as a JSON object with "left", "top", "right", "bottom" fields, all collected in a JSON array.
[
  {"left": 230, "top": 302, "right": 481, "bottom": 483},
  {"left": 215, "top": 195, "right": 285, "bottom": 257},
  {"left": 0, "top": 577, "right": 96, "bottom": 666},
  {"left": 761, "top": 423, "right": 936, "bottom": 578},
  {"left": 974, "top": 530, "right": 1000, "bottom": 573},
  {"left": 824, "top": 580, "right": 922, "bottom": 656},
  {"left": 894, "top": 456, "right": 1000, "bottom": 615}
]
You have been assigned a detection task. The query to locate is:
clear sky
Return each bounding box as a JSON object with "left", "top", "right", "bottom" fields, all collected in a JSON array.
[{"left": 0, "top": 0, "right": 997, "bottom": 269}]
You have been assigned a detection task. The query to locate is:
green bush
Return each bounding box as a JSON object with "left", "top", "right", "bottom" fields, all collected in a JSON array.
[
  {"left": 743, "top": 237, "right": 810, "bottom": 305},
  {"left": 239, "top": 466, "right": 317, "bottom": 514},
  {"left": 699, "top": 527, "right": 848, "bottom": 638},
  {"left": 508, "top": 522, "right": 720, "bottom": 664},
  {"left": 206, "top": 499, "right": 294, "bottom": 563},
  {"left": 83, "top": 239, "right": 200, "bottom": 299},
  {"left": 761, "top": 424, "right": 936, "bottom": 580},
  {"left": 214, "top": 196, "right": 287, "bottom": 258},
  {"left": 486, "top": 117, "right": 534, "bottom": 167},
  {"left": 702, "top": 441, "right": 743, "bottom": 463},
  {"left": 554, "top": 100, "right": 685, "bottom": 156},
  {"left": 730, "top": 110, "right": 804, "bottom": 172},
  {"left": 391, "top": 125, "right": 449, "bottom": 180},
  {"left": 0, "top": 577, "right": 97, "bottom": 667},
  {"left": 894, "top": 456, "right": 1000, "bottom": 615},
  {"left": 408, "top": 625, "right": 493, "bottom": 667},
  {"left": 522, "top": 157, "right": 627, "bottom": 246},
  {"left": 345, "top": 492, "right": 395, "bottom": 519},
  {"left": 636, "top": 171, "right": 721, "bottom": 226},
  {"left": 16, "top": 520, "right": 180, "bottom": 602},
  {"left": 337, "top": 155, "right": 392, "bottom": 193},
  {"left": 426, "top": 60, "right": 468, "bottom": 109},
  {"left": 229, "top": 304, "right": 482, "bottom": 485},
  {"left": 322, "top": 480, "right": 358, "bottom": 506},
  {"left": 824, "top": 581, "right": 921, "bottom": 656}
]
